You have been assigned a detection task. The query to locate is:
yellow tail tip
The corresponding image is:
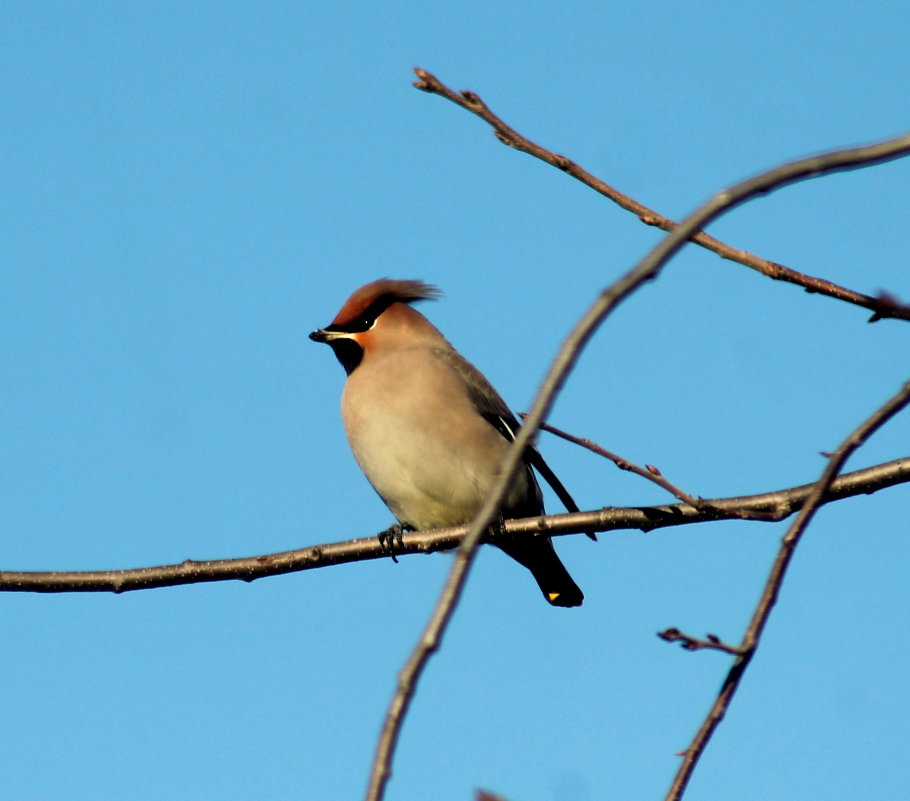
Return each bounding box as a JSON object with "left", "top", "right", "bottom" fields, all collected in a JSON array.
[{"left": 547, "top": 592, "right": 561, "bottom": 602}]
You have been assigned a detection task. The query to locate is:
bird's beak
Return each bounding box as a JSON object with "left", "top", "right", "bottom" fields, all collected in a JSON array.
[{"left": 309, "top": 328, "right": 337, "bottom": 343}]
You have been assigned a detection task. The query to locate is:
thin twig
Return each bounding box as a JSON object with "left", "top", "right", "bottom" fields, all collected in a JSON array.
[
  {"left": 528, "top": 417, "right": 763, "bottom": 518},
  {"left": 664, "top": 378, "right": 910, "bottom": 801},
  {"left": 526, "top": 415, "right": 701, "bottom": 505},
  {"left": 412, "top": 67, "right": 910, "bottom": 324},
  {"left": 363, "top": 127, "right": 910, "bottom": 801},
  {"left": 657, "top": 628, "right": 744, "bottom": 656},
  {"left": 2, "top": 456, "right": 907, "bottom": 595}
]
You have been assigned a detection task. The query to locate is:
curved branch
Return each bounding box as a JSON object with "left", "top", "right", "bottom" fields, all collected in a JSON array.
[
  {"left": 412, "top": 68, "right": 910, "bottom": 323},
  {"left": 530, "top": 418, "right": 729, "bottom": 513},
  {"left": 2, "top": 457, "right": 907, "bottom": 595},
  {"left": 664, "top": 378, "right": 910, "bottom": 801},
  {"left": 363, "top": 128, "right": 910, "bottom": 801}
]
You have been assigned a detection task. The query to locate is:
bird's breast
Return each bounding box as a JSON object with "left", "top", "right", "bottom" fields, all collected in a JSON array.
[{"left": 340, "top": 348, "right": 537, "bottom": 529}]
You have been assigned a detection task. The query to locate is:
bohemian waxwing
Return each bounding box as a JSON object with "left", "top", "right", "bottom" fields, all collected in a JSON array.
[{"left": 310, "top": 278, "right": 587, "bottom": 607}]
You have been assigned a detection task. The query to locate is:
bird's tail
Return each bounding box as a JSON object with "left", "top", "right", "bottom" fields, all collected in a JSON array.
[
  {"left": 526, "top": 447, "right": 597, "bottom": 542},
  {"left": 495, "top": 536, "right": 584, "bottom": 608}
]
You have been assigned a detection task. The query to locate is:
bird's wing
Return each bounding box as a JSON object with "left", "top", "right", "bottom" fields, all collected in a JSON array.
[{"left": 432, "top": 347, "right": 593, "bottom": 538}]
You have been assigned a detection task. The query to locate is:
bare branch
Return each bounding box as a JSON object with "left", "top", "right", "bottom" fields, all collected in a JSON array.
[
  {"left": 526, "top": 416, "right": 702, "bottom": 505},
  {"left": 412, "top": 67, "right": 910, "bottom": 323},
  {"left": 528, "top": 417, "right": 768, "bottom": 519},
  {"left": 2, "top": 456, "right": 906, "bottom": 595},
  {"left": 665, "top": 379, "right": 910, "bottom": 801},
  {"left": 363, "top": 124, "right": 910, "bottom": 801},
  {"left": 657, "top": 628, "right": 744, "bottom": 656}
]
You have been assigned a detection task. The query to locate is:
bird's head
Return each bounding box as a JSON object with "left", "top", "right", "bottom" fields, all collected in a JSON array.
[{"left": 310, "top": 278, "right": 442, "bottom": 374}]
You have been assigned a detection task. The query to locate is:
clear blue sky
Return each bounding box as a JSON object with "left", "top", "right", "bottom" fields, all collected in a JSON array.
[{"left": 3, "top": 2, "right": 909, "bottom": 800}]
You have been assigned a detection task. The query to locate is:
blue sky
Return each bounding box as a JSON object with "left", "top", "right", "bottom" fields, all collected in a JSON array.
[{"left": 2, "top": 2, "right": 909, "bottom": 800}]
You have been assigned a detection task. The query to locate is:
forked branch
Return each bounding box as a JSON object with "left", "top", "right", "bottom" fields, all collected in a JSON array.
[
  {"left": 663, "top": 378, "right": 910, "bottom": 801},
  {"left": 363, "top": 119, "right": 910, "bottom": 801},
  {"left": 413, "top": 67, "right": 910, "bottom": 323},
  {"left": 3, "top": 456, "right": 906, "bottom": 594}
]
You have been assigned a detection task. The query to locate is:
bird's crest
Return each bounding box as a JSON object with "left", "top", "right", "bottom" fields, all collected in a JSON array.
[{"left": 331, "top": 278, "right": 441, "bottom": 327}]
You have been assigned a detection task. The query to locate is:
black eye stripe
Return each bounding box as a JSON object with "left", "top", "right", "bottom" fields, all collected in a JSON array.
[
  {"left": 327, "top": 296, "right": 396, "bottom": 334},
  {"left": 326, "top": 317, "right": 373, "bottom": 334}
]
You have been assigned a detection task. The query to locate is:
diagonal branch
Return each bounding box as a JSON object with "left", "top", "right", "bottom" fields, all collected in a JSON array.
[
  {"left": 363, "top": 127, "right": 910, "bottom": 801},
  {"left": 664, "top": 378, "right": 910, "bottom": 801},
  {"left": 527, "top": 416, "right": 703, "bottom": 506},
  {"left": 2, "top": 456, "right": 907, "bottom": 595},
  {"left": 412, "top": 67, "right": 910, "bottom": 324}
]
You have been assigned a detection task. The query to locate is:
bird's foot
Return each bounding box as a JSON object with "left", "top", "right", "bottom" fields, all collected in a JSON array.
[
  {"left": 377, "top": 522, "right": 411, "bottom": 563},
  {"left": 489, "top": 512, "right": 508, "bottom": 540}
]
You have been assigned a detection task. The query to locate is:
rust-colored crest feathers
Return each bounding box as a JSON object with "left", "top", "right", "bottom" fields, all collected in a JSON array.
[{"left": 331, "top": 278, "right": 441, "bottom": 325}]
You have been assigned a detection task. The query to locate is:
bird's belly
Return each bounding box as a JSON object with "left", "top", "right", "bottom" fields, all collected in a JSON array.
[{"left": 345, "top": 406, "right": 531, "bottom": 530}]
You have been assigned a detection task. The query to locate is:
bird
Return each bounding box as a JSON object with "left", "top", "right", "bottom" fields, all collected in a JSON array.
[{"left": 309, "top": 278, "right": 589, "bottom": 607}]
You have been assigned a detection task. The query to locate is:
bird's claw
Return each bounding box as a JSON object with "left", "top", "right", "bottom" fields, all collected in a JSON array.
[{"left": 377, "top": 523, "right": 410, "bottom": 562}]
